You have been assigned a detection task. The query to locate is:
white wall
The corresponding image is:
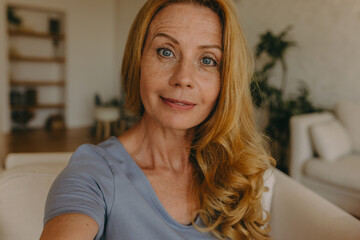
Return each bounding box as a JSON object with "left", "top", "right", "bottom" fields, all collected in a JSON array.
[
  {"left": 237, "top": 0, "right": 360, "bottom": 109},
  {"left": 114, "top": 0, "right": 145, "bottom": 97},
  {"left": 0, "top": 0, "right": 117, "bottom": 132}
]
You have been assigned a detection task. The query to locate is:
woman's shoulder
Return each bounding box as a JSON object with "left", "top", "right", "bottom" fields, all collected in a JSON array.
[
  {"left": 68, "top": 136, "right": 128, "bottom": 173},
  {"left": 44, "top": 138, "right": 125, "bottom": 236}
]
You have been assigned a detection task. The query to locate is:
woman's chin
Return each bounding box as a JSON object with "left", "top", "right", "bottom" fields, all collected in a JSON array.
[
  {"left": 142, "top": 116, "right": 197, "bottom": 132},
  {"left": 155, "top": 120, "right": 197, "bottom": 132}
]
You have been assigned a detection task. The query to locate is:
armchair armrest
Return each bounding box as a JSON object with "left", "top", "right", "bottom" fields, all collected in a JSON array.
[
  {"left": 270, "top": 169, "right": 360, "bottom": 240},
  {"left": 5, "top": 152, "right": 72, "bottom": 169},
  {"left": 289, "top": 112, "right": 334, "bottom": 181}
]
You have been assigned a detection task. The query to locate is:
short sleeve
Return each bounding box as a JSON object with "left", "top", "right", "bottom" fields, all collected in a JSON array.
[{"left": 44, "top": 144, "right": 115, "bottom": 239}]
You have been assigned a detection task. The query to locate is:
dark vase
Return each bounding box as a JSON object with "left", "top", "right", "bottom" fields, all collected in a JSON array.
[
  {"left": 48, "top": 18, "right": 60, "bottom": 35},
  {"left": 49, "top": 18, "right": 61, "bottom": 49},
  {"left": 24, "top": 88, "right": 37, "bottom": 106},
  {"left": 10, "top": 90, "right": 22, "bottom": 106},
  {"left": 11, "top": 110, "right": 34, "bottom": 125}
]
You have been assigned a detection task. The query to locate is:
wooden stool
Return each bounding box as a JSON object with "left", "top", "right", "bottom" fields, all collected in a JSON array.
[{"left": 94, "top": 107, "right": 120, "bottom": 140}]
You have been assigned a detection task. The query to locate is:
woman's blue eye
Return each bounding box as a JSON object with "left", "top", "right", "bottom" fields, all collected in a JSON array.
[
  {"left": 157, "top": 48, "right": 173, "bottom": 57},
  {"left": 202, "top": 57, "right": 216, "bottom": 66}
]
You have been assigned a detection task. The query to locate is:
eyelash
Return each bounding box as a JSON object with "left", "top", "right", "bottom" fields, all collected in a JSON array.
[{"left": 156, "top": 48, "right": 218, "bottom": 67}]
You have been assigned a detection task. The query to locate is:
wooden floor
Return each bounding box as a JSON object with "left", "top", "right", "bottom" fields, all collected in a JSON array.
[{"left": 0, "top": 127, "right": 100, "bottom": 168}]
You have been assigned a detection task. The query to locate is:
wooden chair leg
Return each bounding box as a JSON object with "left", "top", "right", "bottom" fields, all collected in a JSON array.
[
  {"left": 104, "top": 121, "right": 111, "bottom": 139},
  {"left": 112, "top": 121, "right": 119, "bottom": 136},
  {"left": 96, "top": 121, "right": 103, "bottom": 139}
]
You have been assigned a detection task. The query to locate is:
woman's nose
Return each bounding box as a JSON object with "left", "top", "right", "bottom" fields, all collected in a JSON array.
[{"left": 169, "top": 59, "right": 194, "bottom": 88}]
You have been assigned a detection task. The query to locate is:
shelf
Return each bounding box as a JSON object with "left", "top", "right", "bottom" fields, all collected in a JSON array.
[
  {"left": 10, "top": 80, "right": 65, "bottom": 87},
  {"left": 11, "top": 103, "right": 65, "bottom": 110},
  {"left": 7, "top": 3, "right": 67, "bottom": 130},
  {"left": 9, "top": 56, "right": 65, "bottom": 63},
  {"left": 8, "top": 3, "right": 65, "bottom": 14},
  {"left": 8, "top": 29, "right": 65, "bottom": 39}
]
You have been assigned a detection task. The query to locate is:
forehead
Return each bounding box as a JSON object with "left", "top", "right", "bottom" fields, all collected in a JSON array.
[{"left": 147, "top": 3, "right": 222, "bottom": 44}]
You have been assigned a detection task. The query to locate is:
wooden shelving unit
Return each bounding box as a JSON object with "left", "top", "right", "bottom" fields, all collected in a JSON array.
[
  {"left": 11, "top": 104, "right": 65, "bottom": 110},
  {"left": 10, "top": 80, "right": 65, "bottom": 87},
  {"left": 8, "top": 29, "right": 65, "bottom": 39},
  {"left": 9, "top": 55, "right": 65, "bottom": 63},
  {"left": 7, "top": 4, "right": 66, "bottom": 130},
  {"left": 7, "top": 3, "right": 64, "bottom": 14}
]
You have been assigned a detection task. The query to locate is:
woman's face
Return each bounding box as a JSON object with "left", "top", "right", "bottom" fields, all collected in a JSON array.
[{"left": 140, "top": 3, "right": 222, "bottom": 131}]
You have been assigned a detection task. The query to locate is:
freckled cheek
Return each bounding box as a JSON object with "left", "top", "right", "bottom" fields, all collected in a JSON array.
[
  {"left": 141, "top": 59, "right": 173, "bottom": 83},
  {"left": 201, "top": 71, "right": 220, "bottom": 97},
  {"left": 141, "top": 59, "right": 162, "bottom": 85},
  {"left": 198, "top": 80, "right": 220, "bottom": 108},
  {"left": 140, "top": 69, "right": 167, "bottom": 104}
]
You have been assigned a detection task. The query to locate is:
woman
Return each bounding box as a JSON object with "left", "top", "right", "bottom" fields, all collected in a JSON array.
[{"left": 41, "top": 0, "right": 274, "bottom": 239}]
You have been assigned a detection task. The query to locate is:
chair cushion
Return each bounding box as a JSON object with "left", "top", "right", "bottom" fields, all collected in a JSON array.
[
  {"left": 310, "top": 119, "right": 352, "bottom": 161},
  {"left": 262, "top": 169, "right": 275, "bottom": 215},
  {"left": 335, "top": 101, "right": 360, "bottom": 153},
  {"left": 0, "top": 163, "right": 66, "bottom": 240},
  {"left": 304, "top": 154, "right": 360, "bottom": 192}
]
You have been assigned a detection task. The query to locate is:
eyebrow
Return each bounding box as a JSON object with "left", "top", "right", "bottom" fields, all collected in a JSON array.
[
  {"left": 153, "top": 32, "right": 222, "bottom": 52},
  {"left": 153, "top": 32, "right": 179, "bottom": 45},
  {"left": 199, "top": 45, "right": 222, "bottom": 51}
]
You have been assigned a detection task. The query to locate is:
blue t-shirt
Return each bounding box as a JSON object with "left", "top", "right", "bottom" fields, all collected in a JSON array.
[{"left": 44, "top": 136, "right": 216, "bottom": 239}]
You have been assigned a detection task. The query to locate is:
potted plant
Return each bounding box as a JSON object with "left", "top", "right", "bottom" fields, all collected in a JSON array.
[
  {"left": 251, "top": 26, "right": 320, "bottom": 173},
  {"left": 7, "top": 6, "right": 22, "bottom": 30}
]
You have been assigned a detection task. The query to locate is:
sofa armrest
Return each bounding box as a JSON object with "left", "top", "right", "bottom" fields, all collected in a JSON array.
[
  {"left": 270, "top": 169, "right": 360, "bottom": 240},
  {"left": 289, "top": 112, "right": 334, "bottom": 181}
]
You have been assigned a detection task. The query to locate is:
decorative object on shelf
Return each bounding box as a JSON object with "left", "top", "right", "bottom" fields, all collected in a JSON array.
[
  {"left": 10, "top": 88, "right": 38, "bottom": 107},
  {"left": 11, "top": 110, "right": 34, "bottom": 130},
  {"left": 251, "top": 26, "right": 320, "bottom": 173},
  {"left": 24, "top": 88, "right": 37, "bottom": 106},
  {"left": 7, "top": 6, "right": 22, "bottom": 30},
  {"left": 45, "top": 114, "right": 65, "bottom": 131},
  {"left": 48, "top": 18, "right": 60, "bottom": 35},
  {"left": 10, "top": 90, "right": 22, "bottom": 106},
  {"left": 48, "top": 17, "right": 61, "bottom": 51}
]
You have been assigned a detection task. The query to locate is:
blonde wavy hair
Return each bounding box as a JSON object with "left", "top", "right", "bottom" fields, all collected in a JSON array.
[{"left": 121, "top": 0, "right": 275, "bottom": 239}]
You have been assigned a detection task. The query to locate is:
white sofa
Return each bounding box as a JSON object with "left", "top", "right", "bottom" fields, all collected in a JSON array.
[
  {"left": 0, "top": 152, "right": 360, "bottom": 240},
  {"left": 289, "top": 101, "right": 360, "bottom": 217}
]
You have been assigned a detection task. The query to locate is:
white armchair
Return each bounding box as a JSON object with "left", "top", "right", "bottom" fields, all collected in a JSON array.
[
  {"left": 289, "top": 101, "right": 360, "bottom": 217},
  {"left": 0, "top": 153, "right": 359, "bottom": 240}
]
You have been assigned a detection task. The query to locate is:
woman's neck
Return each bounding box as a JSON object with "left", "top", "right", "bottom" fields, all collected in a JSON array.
[{"left": 118, "top": 114, "right": 194, "bottom": 173}]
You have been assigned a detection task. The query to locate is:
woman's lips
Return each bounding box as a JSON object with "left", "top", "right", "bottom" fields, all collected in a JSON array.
[{"left": 160, "top": 97, "right": 196, "bottom": 110}]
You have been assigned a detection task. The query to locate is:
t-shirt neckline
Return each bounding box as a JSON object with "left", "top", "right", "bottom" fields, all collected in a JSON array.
[{"left": 109, "top": 136, "right": 201, "bottom": 230}]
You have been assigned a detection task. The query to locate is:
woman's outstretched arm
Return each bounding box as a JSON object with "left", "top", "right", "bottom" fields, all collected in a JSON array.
[{"left": 40, "top": 213, "right": 98, "bottom": 240}]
